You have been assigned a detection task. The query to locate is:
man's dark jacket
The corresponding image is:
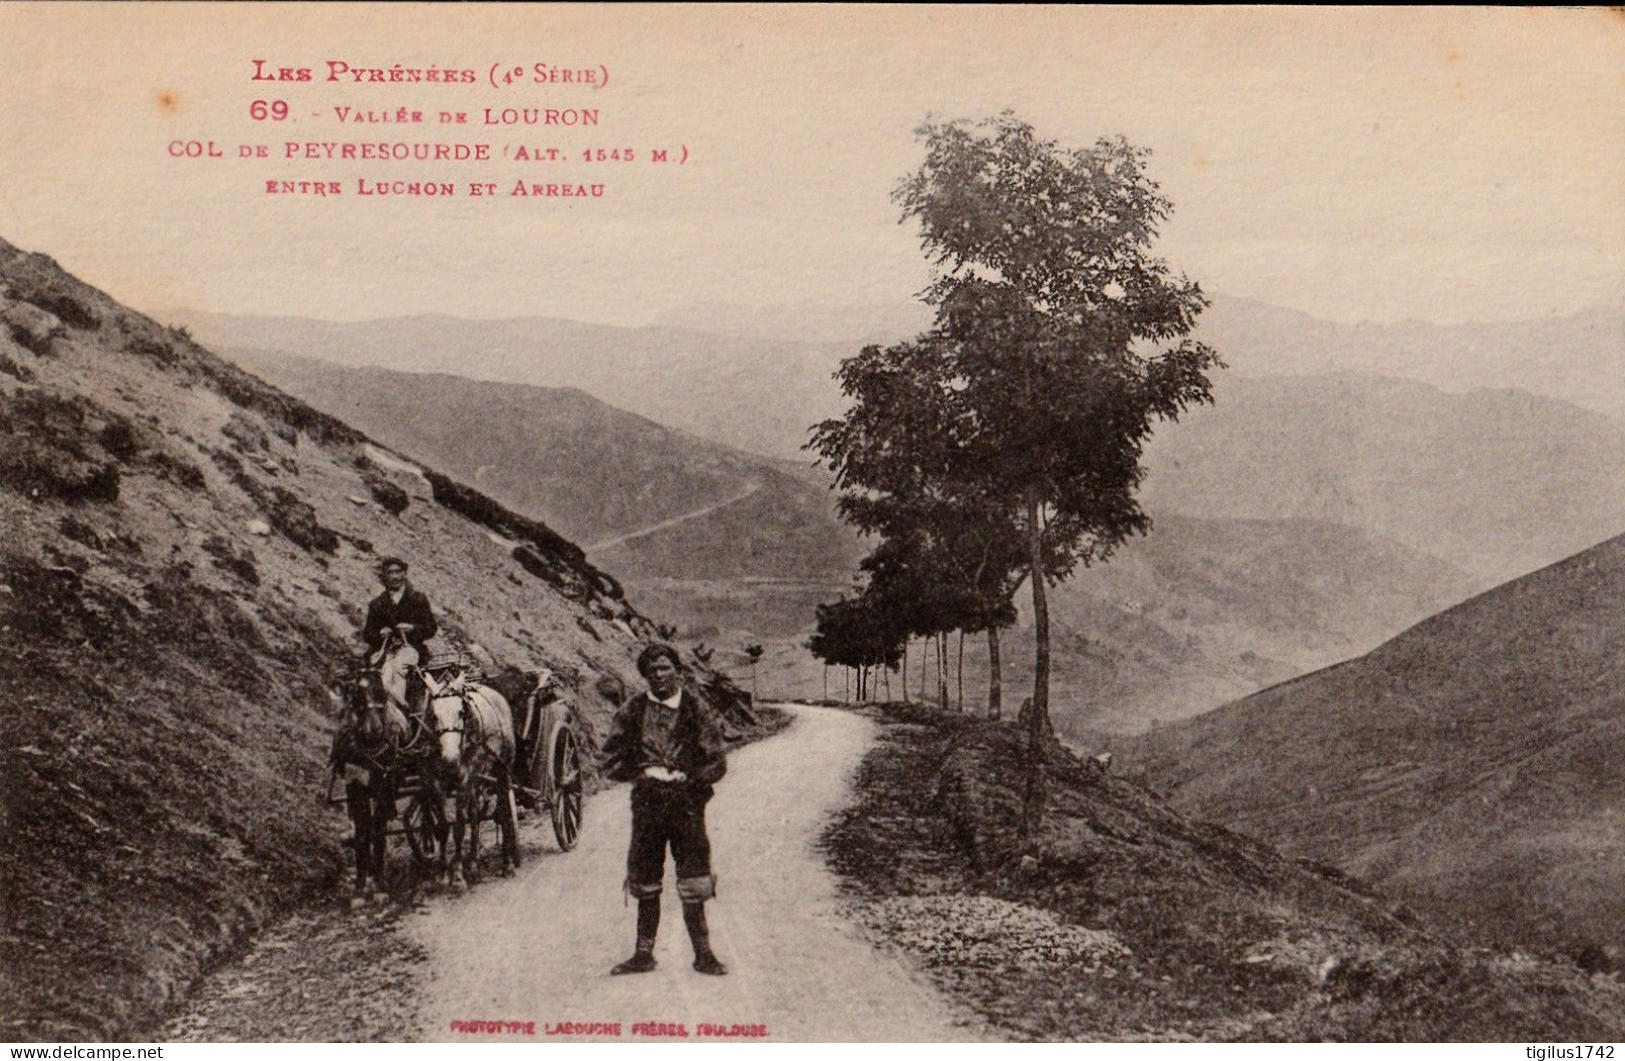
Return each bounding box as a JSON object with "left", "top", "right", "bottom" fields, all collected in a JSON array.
[
  {"left": 361, "top": 585, "right": 438, "bottom": 659},
  {"left": 600, "top": 689, "right": 728, "bottom": 796}
]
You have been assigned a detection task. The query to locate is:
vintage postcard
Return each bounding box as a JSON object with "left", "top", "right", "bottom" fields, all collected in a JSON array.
[{"left": 1, "top": 4, "right": 1622, "bottom": 1046}]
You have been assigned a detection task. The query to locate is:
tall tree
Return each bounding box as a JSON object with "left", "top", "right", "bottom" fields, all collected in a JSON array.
[{"left": 897, "top": 114, "right": 1221, "bottom": 836}]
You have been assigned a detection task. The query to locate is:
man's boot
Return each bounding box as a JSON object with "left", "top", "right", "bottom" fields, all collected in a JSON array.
[
  {"left": 684, "top": 902, "right": 726, "bottom": 975},
  {"left": 611, "top": 897, "right": 660, "bottom": 975}
]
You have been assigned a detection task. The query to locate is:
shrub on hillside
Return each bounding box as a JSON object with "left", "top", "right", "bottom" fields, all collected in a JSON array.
[
  {"left": 27, "top": 288, "right": 101, "bottom": 331},
  {"left": 0, "top": 388, "right": 120, "bottom": 504},
  {"left": 221, "top": 411, "right": 271, "bottom": 454},
  {"left": 355, "top": 458, "right": 409, "bottom": 516},
  {"left": 0, "top": 348, "right": 36, "bottom": 381},
  {"left": 258, "top": 485, "right": 339, "bottom": 555}
]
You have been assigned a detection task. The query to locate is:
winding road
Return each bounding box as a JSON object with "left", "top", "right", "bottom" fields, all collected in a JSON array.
[
  {"left": 583, "top": 481, "right": 762, "bottom": 554},
  {"left": 412, "top": 705, "right": 981, "bottom": 1042}
]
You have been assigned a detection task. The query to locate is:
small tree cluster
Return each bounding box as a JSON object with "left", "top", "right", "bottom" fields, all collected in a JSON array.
[{"left": 806, "top": 594, "right": 905, "bottom": 702}]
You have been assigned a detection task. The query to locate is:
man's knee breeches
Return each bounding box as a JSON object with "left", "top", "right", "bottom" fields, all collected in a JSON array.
[{"left": 625, "top": 785, "right": 715, "bottom": 902}]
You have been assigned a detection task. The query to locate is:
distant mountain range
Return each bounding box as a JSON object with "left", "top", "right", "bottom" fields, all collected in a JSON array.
[
  {"left": 195, "top": 297, "right": 1623, "bottom": 732},
  {"left": 1126, "top": 531, "right": 1625, "bottom": 957},
  {"left": 653, "top": 300, "right": 934, "bottom": 346},
  {"left": 233, "top": 355, "right": 1503, "bottom": 731},
  {"left": 177, "top": 309, "right": 851, "bottom": 461},
  {"left": 175, "top": 295, "right": 1625, "bottom": 465},
  {"left": 1198, "top": 296, "right": 1625, "bottom": 422}
]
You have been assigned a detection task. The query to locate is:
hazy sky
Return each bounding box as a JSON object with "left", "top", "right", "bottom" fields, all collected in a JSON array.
[{"left": 1, "top": 5, "right": 1620, "bottom": 327}]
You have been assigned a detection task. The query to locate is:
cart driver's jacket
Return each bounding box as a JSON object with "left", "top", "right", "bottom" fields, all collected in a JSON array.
[{"left": 600, "top": 688, "right": 728, "bottom": 902}]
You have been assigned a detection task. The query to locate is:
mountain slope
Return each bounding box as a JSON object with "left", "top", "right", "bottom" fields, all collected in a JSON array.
[
  {"left": 1003, "top": 515, "right": 1480, "bottom": 734},
  {"left": 218, "top": 353, "right": 868, "bottom": 639},
  {"left": 227, "top": 354, "right": 778, "bottom": 546},
  {"left": 1140, "top": 373, "right": 1625, "bottom": 582},
  {"left": 0, "top": 239, "right": 747, "bottom": 1040},
  {"left": 1126, "top": 533, "right": 1625, "bottom": 957}
]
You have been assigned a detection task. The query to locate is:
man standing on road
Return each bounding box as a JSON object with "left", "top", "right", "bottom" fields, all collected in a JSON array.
[{"left": 600, "top": 643, "right": 729, "bottom": 976}]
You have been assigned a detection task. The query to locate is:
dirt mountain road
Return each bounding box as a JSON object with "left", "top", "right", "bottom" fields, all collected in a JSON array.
[
  {"left": 413, "top": 705, "right": 984, "bottom": 1042},
  {"left": 584, "top": 481, "right": 762, "bottom": 554}
]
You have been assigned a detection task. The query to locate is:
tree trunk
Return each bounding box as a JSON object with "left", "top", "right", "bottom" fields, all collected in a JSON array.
[
  {"left": 822, "top": 664, "right": 828, "bottom": 701},
  {"left": 900, "top": 642, "right": 910, "bottom": 703},
  {"left": 844, "top": 666, "right": 850, "bottom": 704},
  {"left": 918, "top": 637, "right": 928, "bottom": 699},
  {"left": 957, "top": 629, "right": 965, "bottom": 712},
  {"left": 1022, "top": 495, "right": 1050, "bottom": 842},
  {"left": 987, "top": 620, "right": 1003, "bottom": 720},
  {"left": 937, "top": 632, "right": 948, "bottom": 710},
  {"left": 883, "top": 663, "right": 891, "bottom": 701}
]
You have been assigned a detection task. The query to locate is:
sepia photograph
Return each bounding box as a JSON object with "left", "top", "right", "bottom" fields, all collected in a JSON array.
[{"left": 0, "top": 3, "right": 1622, "bottom": 1045}]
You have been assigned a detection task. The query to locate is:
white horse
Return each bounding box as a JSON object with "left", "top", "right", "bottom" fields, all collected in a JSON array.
[{"left": 422, "top": 667, "right": 519, "bottom": 888}]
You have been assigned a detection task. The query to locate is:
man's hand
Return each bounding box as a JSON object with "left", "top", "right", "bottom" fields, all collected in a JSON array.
[
  {"left": 395, "top": 622, "right": 416, "bottom": 633},
  {"left": 642, "top": 766, "right": 687, "bottom": 783}
]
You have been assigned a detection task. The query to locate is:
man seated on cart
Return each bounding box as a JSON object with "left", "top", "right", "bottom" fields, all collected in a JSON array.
[{"left": 360, "top": 556, "right": 439, "bottom": 713}]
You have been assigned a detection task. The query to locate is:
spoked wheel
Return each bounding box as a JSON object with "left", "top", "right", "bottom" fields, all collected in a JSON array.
[
  {"left": 403, "top": 786, "right": 447, "bottom": 868},
  {"left": 549, "top": 725, "right": 583, "bottom": 852}
]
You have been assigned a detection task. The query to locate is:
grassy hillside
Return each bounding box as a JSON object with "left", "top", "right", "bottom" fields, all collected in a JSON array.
[
  {"left": 0, "top": 239, "right": 747, "bottom": 1040},
  {"left": 825, "top": 702, "right": 1625, "bottom": 1041},
  {"left": 1126, "top": 532, "right": 1625, "bottom": 959}
]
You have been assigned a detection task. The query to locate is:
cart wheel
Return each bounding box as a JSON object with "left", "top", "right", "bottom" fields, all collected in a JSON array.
[
  {"left": 403, "top": 788, "right": 447, "bottom": 868},
  {"left": 549, "top": 724, "right": 583, "bottom": 852},
  {"left": 499, "top": 772, "right": 522, "bottom": 870}
]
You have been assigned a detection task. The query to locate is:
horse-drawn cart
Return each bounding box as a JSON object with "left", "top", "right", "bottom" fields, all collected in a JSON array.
[
  {"left": 518, "top": 686, "right": 584, "bottom": 853},
  {"left": 330, "top": 647, "right": 585, "bottom": 896}
]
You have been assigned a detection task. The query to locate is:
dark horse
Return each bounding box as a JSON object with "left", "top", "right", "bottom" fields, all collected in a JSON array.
[{"left": 329, "top": 629, "right": 422, "bottom": 904}]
